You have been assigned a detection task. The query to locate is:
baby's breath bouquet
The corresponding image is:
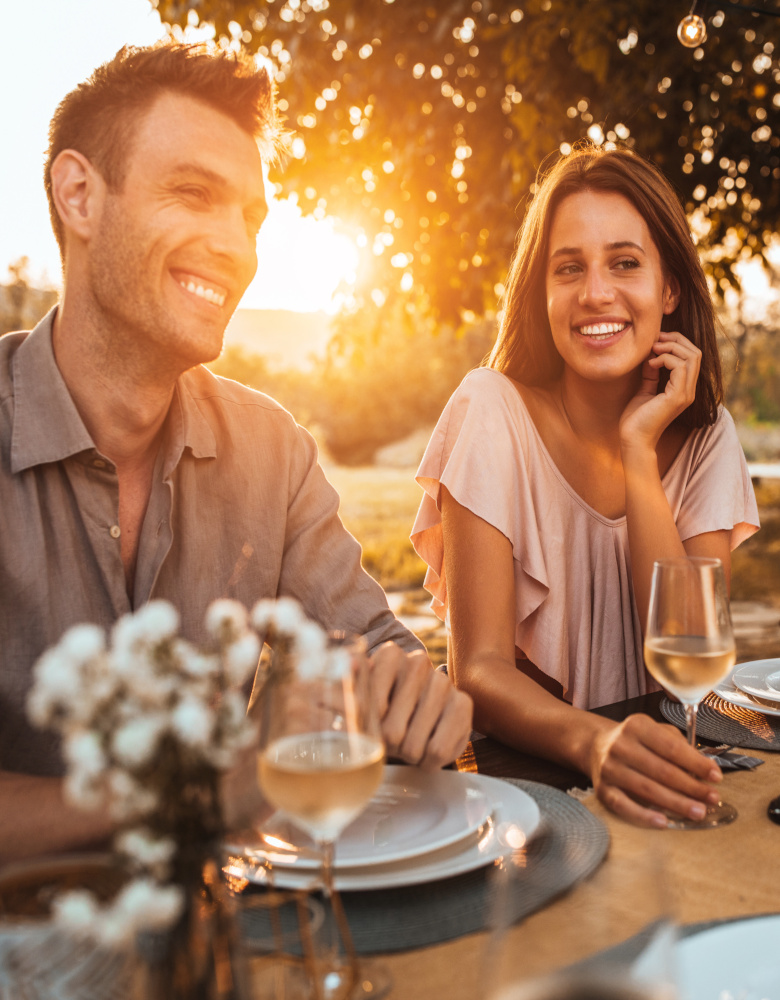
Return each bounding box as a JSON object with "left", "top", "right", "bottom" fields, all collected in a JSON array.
[{"left": 27, "top": 598, "right": 262, "bottom": 950}]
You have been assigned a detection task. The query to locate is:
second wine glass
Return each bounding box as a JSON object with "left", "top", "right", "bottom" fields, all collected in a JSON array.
[{"left": 643, "top": 556, "right": 737, "bottom": 829}]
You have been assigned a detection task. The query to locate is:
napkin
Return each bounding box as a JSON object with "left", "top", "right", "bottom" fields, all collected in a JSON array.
[{"left": 705, "top": 749, "right": 764, "bottom": 771}]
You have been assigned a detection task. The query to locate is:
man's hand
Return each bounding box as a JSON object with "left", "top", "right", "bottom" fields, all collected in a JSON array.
[{"left": 369, "top": 643, "right": 473, "bottom": 769}]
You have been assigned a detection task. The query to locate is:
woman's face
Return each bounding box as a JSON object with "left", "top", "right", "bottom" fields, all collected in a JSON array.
[{"left": 545, "top": 189, "right": 679, "bottom": 384}]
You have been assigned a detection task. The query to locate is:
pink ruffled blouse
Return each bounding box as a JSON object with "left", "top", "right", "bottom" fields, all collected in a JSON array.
[{"left": 411, "top": 367, "right": 760, "bottom": 709}]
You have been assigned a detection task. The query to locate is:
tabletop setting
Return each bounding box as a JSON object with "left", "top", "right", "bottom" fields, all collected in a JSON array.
[{"left": 1, "top": 560, "right": 780, "bottom": 1000}]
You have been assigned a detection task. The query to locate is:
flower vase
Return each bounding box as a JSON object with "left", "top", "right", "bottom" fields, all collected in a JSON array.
[{"left": 135, "top": 857, "right": 246, "bottom": 1000}]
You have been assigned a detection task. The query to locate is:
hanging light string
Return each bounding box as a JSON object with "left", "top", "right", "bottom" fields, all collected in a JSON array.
[{"left": 678, "top": 0, "right": 780, "bottom": 48}]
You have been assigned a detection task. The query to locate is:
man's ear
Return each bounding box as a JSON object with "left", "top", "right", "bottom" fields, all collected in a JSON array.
[
  {"left": 50, "top": 150, "right": 105, "bottom": 244},
  {"left": 662, "top": 274, "right": 681, "bottom": 315}
]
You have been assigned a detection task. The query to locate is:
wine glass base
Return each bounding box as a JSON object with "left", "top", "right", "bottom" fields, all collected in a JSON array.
[
  {"left": 320, "top": 960, "right": 392, "bottom": 1000},
  {"left": 664, "top": 800, "right": 737, "bottom": 830}
]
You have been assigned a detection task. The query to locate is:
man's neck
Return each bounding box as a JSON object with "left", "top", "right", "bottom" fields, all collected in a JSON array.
[{"left": 51, "top": 295, "right": 180, "bottom": 470}]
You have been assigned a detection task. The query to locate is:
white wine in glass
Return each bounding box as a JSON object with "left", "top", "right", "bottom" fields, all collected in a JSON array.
[
  {"left": 257, "top": 631, "right": 388, "bottom": 999},
  {"left": 644, "top": 557, "right": 737, "bottom": 829}
]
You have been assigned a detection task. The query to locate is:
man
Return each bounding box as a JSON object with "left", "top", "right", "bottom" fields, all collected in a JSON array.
[{"left": 0, "top": 42, "right": 471, "bottom": 861}]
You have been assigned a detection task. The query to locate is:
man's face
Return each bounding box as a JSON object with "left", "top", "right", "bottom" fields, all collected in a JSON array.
[{"left": 88, "top": 90, "right": 267, "bottom": 370}]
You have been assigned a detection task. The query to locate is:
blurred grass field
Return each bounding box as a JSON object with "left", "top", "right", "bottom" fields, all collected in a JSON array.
[{"left": 326, "top": 464, "right": 780, "bottom": 663}]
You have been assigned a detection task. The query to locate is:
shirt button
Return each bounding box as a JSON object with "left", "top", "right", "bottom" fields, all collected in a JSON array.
[
  {"left": 109, "top": 524, "right": 121, "bottom": 539},
  {"left": 93, "top": 459, "right": 107, "bottom": 469}
]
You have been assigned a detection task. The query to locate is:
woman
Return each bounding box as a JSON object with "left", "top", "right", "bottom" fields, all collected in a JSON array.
[{"left": 411, "top": 146, "right": 759, "bottom": 828}]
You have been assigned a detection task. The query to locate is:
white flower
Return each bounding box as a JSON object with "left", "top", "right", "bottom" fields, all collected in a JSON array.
[
  {"left": 59, "top": 623, "right": 106, "bottom": 664},
  {"left": 111, "top": 714, "right": 167, "bottom": 769},
  {"left": 107, "top": 769, "right": 159, "bottom": 821},
  {"left": 64, "top": 730, "right": 106, "bottom": 777},
  {"left": 64, "top": 770, "right": 104, "bottom": 811},
  {"left": 272, "top": 597, "right": 305, "bottom": 633},
  {"left": 132, "top": 601, "right": 180, "bottom": 643},
  {"left": 117, "top": 828, "right": 176, "bottom": 877},
  {"left": 31, "top": 649, "right": 80, "bottom": 704},
  {"left": 171, "top": 695, "right": 214, "bottom": 748},
  {"left": 250, "top": 598, "right": 276, "bottom": 632},
  {"left": 224, "top": 632, "right": 261, "bottom": 686},
  {"left": 52, "top": 890, "right": 100, "bottom": 933},
  {"left": 115, "top": 878, "right": 184, "bottom": 931},
  {"left": 295, "top": 621, "right": 327, "bottom": 655},
  {"left": 205, "top": 599, "right": 249, "bottom": 640}
]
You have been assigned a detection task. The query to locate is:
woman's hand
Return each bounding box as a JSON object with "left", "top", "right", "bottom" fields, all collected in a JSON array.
[
  {"left": 619, "top": 332, "right": 701, "bottom": 454},
  {"left": 588, "top": 713, "right": 722, "bottom": 828}
]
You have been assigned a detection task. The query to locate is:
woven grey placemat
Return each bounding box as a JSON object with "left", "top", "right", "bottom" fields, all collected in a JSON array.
[
  {"left": 308, "top": 779, "right": 608, "bottom": 954},
  {"left": 660, "top": 695, "right": 780, "bottom": 751}
]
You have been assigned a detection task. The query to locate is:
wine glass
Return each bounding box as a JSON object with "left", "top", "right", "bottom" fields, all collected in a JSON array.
[
  {"left": 644, "top": 556, "right": 737, "bottom": 828},
  {"left": 483, "top": 828, "right": 676, "bottom": 1000},
  {"left": 256, "top": 632, "right": 388, "bottom": 999}
]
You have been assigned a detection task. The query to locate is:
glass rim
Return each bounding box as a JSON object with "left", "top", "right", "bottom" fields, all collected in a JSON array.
[{"left": 652, "top": 557, "right": 723, "bottom": 569}]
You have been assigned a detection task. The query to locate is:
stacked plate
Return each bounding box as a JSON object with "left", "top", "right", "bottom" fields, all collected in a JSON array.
[
  {"left": 712, "top": 657, "right": 780, "bottom": 716},
  {"left": 225, "top": 766, "right": 541, "bottom": 892}
]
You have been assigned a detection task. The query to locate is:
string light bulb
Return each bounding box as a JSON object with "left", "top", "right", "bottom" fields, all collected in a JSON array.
[{"left": 677, "top": 1, "right": 708, "bottom": 48}]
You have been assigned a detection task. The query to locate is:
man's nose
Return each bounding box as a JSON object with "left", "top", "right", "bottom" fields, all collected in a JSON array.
[
  {"left": 578, "top": 267, "right": 615, "bottom": 306},
  {"left": 207, "top": 206, "right": 258, "bottom": 274}
]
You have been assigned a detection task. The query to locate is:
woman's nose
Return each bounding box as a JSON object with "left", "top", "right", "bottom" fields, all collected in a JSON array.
[{"left": 578, "top": 267, "right": 615, "bottom": 306}]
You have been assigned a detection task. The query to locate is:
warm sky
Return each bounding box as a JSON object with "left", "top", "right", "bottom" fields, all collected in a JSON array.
[{"left": 0, "top": 0, "right": 358, "bottom": 313}]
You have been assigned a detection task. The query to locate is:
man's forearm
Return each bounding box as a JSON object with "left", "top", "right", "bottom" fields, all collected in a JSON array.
[{"left": 0, "top": 771, "right": 115, "bottom": 864}]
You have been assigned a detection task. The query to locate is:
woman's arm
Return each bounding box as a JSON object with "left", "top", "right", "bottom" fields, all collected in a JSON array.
[
  {"left": 620, "top": 332, "right": 731, "bottom": 626},
  {"left": 441, "top": 486, "right": 722, "bottom": 828}
]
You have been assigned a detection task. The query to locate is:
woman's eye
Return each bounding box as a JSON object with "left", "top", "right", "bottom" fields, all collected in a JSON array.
[
  {"left": 554, "top": 262, "right": 581, "bottom": 276},
  {"left": 614, "top": 257, "right": 639, "bottom": 270}
]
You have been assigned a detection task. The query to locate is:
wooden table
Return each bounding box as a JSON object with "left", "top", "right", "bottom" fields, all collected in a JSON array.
[{"left": 381, "top": 693, "right": 780, "bottom": 1000}]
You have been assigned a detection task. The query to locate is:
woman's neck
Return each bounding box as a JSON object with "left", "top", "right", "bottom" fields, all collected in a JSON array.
[{"left": 555, "top": 368, "right": 642, "bottom": 447}]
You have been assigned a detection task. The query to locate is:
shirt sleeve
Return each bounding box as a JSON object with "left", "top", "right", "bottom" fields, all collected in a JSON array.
[
  {"left": 411, "top": 368, "right": 549, "bottom": 625},
  {"left": 673, "top": 407, "right": 760, "bottom": 549},
  {"left": 279, "top": 422, "right": 424, "bottom": 655}
]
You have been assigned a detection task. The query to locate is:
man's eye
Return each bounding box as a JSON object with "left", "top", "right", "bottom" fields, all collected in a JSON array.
[{"left": 180, "top": 186, "right": 208, "bottom": 204}]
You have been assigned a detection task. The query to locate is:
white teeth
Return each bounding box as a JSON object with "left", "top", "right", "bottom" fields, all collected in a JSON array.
[
  {"left": 180, "top": 279, "right": 225, "bottom": 307},
  {"left": 579, "top": 322, "right": 627, "bottom": 337}
]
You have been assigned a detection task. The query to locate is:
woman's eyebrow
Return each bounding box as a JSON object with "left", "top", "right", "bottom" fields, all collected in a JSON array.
[{"left": 549, "top": 239, "right": 646, "bottom": 260}]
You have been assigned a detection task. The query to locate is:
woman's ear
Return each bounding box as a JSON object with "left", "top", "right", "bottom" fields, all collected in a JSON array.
[
  {"left": 662, "top": 274, "right": 681, "bottom": 315},
  {"left": 50, "top": 150, "right": 105, "bottom": 245}
]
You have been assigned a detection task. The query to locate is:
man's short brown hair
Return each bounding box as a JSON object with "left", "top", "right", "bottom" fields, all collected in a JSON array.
[{"left": 45, "top": 41, "right": 281, "bottom": 258}]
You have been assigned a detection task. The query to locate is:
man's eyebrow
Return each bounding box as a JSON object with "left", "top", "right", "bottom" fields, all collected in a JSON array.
[
  {"left": 549, "top": 240, "right": 646, "bottom": 260},
  {"left": 168, "top": 162, "right": 229, "bottom": 187}
]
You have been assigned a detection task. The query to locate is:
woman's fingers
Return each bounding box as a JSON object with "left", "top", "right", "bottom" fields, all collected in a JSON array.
[{"left": 591, "top": 714, "right": 722, "bottom": 827}]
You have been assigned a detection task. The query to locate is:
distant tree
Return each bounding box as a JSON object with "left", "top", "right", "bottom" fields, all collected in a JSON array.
[
  {"left": 0, "top": 257, "right": 58, "bottom": 336},
  {"left": 153, "top": 0, "right": 780, "bottom": 321}
]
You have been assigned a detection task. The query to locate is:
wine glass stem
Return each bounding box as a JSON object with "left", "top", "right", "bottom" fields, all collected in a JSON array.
[
  {"left": 317, "top": 838, "right": 359, "bottom": 998},
  {"left": 684, "top": 701, "right": 699, "bottom": 748}
]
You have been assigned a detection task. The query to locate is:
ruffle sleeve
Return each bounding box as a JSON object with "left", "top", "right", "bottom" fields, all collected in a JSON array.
[
  {"left": 668, "top": 407, "right": 760, "bottom": 549},
  {"left": 411, "top": 368, "right": 549, "bottom": 626}
]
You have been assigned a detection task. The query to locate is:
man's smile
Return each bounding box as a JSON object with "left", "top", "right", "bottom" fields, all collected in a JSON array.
[{"left": 171, "top": 268, "right": 228, "bottom": 308}]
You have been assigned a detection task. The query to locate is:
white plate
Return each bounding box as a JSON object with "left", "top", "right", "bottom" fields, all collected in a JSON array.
[
  {"left": 226, "top": 774, "right": 540, "bottom": 892},
  {"left": 677, "top": 914, "right": 780, "bottom": 1000},
  {"left": 228, "top": 765, "right": 492, "bottom": 871},
  {"left": 731, "top": 658, "right": 780, "bottom": 704},
  {"left": 713, "top": 675, "right": 780, "bottom": 718}
]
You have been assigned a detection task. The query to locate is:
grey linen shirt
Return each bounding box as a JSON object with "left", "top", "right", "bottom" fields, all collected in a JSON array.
[{"left": 0, "top": 310, "right": 420, "bottom": 776}]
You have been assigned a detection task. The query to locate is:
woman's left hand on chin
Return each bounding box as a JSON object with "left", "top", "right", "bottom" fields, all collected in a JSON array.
[{"left": 619, "top": 331, "right": 702, "bottom": 452}]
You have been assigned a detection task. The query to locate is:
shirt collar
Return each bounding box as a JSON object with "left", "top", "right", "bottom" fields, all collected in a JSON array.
[
  {"left": 11, "top": 308, "right": 96, "bottom": 474},
  {"left": 11, "top": 308, "right": 217, "bottom": 475}
]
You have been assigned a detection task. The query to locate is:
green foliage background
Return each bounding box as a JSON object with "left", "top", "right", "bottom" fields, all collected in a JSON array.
[{"left": 152, "top": 0, "right": 780, "bottom": 321}]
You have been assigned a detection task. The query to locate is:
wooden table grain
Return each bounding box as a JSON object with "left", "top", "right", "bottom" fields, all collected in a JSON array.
[{"left": 378, "top": 692, "right": 780, "bottom": 1000}]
